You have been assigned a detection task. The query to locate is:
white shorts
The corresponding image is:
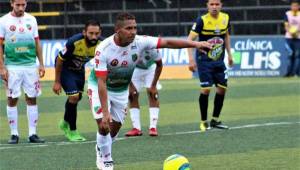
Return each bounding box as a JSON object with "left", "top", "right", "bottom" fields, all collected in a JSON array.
[
  {"left": 87, "top": 83, "right": 128, "bottom": 124},
  {"left": 6, "top": 68, "right": 41, "bottom": 98},
  {"left": 131, "top": 64, "right": 156, "bottom": 92}
]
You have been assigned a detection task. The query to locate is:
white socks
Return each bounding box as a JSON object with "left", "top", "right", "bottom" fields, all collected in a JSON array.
[
  {"left": 7, "top": 106, "right": 18, "bottom": 136},
  {"left": 130, "top": 108, "right": 141, "bottom": 130},
  {"left": 97, "top": 132, "right": 113, "bottom": 162},
  {"left": 149, "top": 107, "right": 159, "bottom": 129},
  {"left": 130, "top": 107, "right": 160, "bottom": 129},
  {"left": 27, "top": 105, "right": 38, "bottom": 136}
]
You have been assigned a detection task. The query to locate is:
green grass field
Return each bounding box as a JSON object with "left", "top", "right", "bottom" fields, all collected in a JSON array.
[{"left": 0, "top": 78, "right": 300, "bottom": 170}]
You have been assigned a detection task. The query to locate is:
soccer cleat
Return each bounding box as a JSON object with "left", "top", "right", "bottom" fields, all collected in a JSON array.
[
  {"left": 210, "top": 119, "right": 229, "bottom": 129},
  {"left": 96, "top": 145, "right": 103, "bottom": 170},
  {"left": 28, "top": 134, "right": 45, "bottom": 143},
  {"left": 199, "top": 121, "right": 210, "bottom": 132},
  {"left": 149, "top": 128, "right": 158, "bottom": 136},
  {"left": 66, "top": 130, "right": 86, "bottom": 142},
  {"left": 102, "top": 161, "right": 114, "bottom": 170},
  {"left": 125, "top": 128, "right": 143, "bottom": 137},
  {"left": 8, "top": 135, "right": 19, "bottom": 144},
  {"left": 59, "top": 119, "right": 70, "bottom": 136}
]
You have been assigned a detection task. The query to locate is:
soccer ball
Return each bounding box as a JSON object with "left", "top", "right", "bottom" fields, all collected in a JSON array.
[{"left": 163, "top": 154, "right": 190, "bottom": 170}]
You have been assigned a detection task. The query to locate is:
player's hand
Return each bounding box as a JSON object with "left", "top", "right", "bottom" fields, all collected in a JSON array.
[
  {"left": 188, "top": 60, "right": 197, "bottom": 72},
  {"left": 149, "top": 85, "right": 158, "bottom": 100},
  {"left": 102, "top": 111, "right": 112, "bottom": 129},
  {"left": 0, "top": 66, "right": 8, "bottom": 83},
  {"left": 196, "top": 41, "right": 212, "bottom": 54},
  {"left": 39, "top": 65, "right": 45, "bottom": 78},
  {"left": 52, "top": 82, "right": 62, "bottom": 95},
  {"left": 228, "top": 54, "right": 234, "bottom": 67}
]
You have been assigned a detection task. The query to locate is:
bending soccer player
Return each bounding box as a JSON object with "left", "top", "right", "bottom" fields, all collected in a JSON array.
[
  {"left": 52, "top": 20, "right": 102, "bottom": 142},
  {"left": 187, "top": 0, "right": 234, "bottom": 132},
  {"left": 87, "top": 12, "right": 212, "bottom": 170},
  {"left": 126, "top": 49, "right": 162, "bottom": 137}
]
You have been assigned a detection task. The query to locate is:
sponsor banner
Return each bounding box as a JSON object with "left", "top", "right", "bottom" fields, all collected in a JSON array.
[
  {"left": 226, "top": 36, "right": 288, "bottom": 77},
  {"left": 41, "top": 36, "right": 289, "bottom": 78}
]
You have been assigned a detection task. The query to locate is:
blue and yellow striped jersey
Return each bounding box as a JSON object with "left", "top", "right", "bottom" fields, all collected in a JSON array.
[
  {"left": 190, "top": 12, "right": 230, "bottom": 62},
  {"left": 57, "top": 33, "right": 103, "bottom": 72}
]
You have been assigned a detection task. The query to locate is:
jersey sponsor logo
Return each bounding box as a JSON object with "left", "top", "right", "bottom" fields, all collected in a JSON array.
[
  {"left": 207, "top": 37, "right": 224, "bottom": 45},
  {"left": 132, "top": 54, "right": 138, "bottom": 62},
  {"left": 121, "top": 60, "right": 128, "bottom": 67},
  {"left": 19, "top": 27, "right": 25, "bottom": 33},
  {"left": 207, "top": 37, "right": 224, "bottom": 60},
  {"left": 208, "top": 44, "right": 223, "bottom": 61},
  {"left": 110, "top": 59, "right": 119, "bottom": 66},
  {"left": 9, "top": 25, "right": 16, "bottom": 32},
  {"left": 15, "top": 46, "right": 29, "bottom": 53},
  {"left": 26, "top": 24, "right": 32, "bottom": 31}
]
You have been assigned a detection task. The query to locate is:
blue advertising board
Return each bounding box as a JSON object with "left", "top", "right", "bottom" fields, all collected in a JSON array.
[{"left": 227, "top": 36, "right": 288, "bottom": 77}]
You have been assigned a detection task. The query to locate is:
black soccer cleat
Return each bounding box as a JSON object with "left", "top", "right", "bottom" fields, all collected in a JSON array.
[
  {"left": 8, "top": 135, "right": 19, "bottom": 144},
  {"left": 28, "top": 134, "right": 45, "bottom": 143},
  {"left": 210, "top": 119, "right": 229, "bottom": 129}
]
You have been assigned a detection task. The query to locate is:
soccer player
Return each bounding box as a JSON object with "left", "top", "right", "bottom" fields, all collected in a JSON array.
[
  {"left": 284, "top": 0, "right": 300, "bottom": 77},
  {"left": 52, "top": 20, "right": 102, "bottom": 142},
  {"left": 125, "top": 49, "right": 162, "bottom": 137},
  {"left": 87, "top": 12, "right": 212, "bottom": 170},
  {"left": 0, "top": 0, "right": 45, "bottom": 144},
  {"left": 187, "top": 0, "right": 234, "bottom": 132}
]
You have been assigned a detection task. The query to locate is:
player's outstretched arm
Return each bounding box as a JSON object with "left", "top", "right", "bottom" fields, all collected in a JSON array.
[{"left": 158, "top": 38, "right": 212, "bottom": 52}]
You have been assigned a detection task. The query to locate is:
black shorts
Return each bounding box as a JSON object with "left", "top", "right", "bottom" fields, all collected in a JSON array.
[
  {"left": 61, "top": 68, "right": 85, "bottom": 96},
  {"left": 197, "top": 62, "right": 228, "bottom": 89}
]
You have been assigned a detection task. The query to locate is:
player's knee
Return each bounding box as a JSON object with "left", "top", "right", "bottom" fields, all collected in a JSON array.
[
  {"left": 7, "top": 97, "right": 18, "bottom": 107},
  {"left": 129, "top": 91, "right": 138, "bottom": 102},
  {"left": 68, "top": 95, "right": 80, "bottom": 103},
  {"left": 201, "top": 88, "right": 210, "bottom": 95},
  {"left": 25, "top": 95, "right": 37, "bottom": 105},
  {"left": 216, "top": 87, "right": 226, "bottom": 95},
  {"left": 97, "top": 122, "right": 110, "bottom": 135},
  {"left": 148, "top": 92, "right": 159, "bottom": 102}
]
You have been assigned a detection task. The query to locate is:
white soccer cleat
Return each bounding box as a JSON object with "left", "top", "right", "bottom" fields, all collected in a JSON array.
[
  {"left": 102, "top": 161, "right": 114, "bottom": 170},
  {"left": 95, "top": 145, "right": 103, "bottom": 170}
]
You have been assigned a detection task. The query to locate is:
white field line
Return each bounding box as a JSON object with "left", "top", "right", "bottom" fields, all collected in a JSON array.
[{"left": 0, "top": 121, "right": 299, "bottom": 150}]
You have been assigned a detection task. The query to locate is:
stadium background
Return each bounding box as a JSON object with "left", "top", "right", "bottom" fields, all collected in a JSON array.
[
  {"left": 0, "top": 1, "right": 299, "bottom": 170},
  {"left": 0, "top": 0, "right": 292, "bottom": 79}
]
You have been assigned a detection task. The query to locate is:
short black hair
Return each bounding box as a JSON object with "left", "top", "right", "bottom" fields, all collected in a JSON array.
[
  {"left": 84, "top": 20, "right": 101, "bottom": 31},
  {"left": 10, "top": 0, "right": 27, "bottom": 2},
  {"left": 291, "top": 0, "right": 299, "bottom": 4},
  {"left": 115, "top": 12, "right": 136, "bottom": 27}
]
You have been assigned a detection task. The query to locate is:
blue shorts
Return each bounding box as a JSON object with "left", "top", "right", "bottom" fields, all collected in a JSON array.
[
  {"left": 61, "top": 68, "right": 85, "bottom": 96},
  {"left": 197, "top": 62, "right": 228, "bottom": 89}
]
